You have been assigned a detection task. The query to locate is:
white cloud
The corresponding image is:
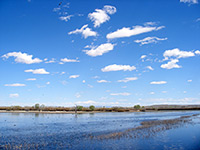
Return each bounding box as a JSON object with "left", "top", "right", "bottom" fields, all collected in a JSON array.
[
  {"left": 180, "top": 0, "right": 198, "bottom": 4},
  {"left": 84, "top": 43, "right": 114, "bottom": 57},
  {"left": 195, "top": 50, "right": 200, "bottom": 55},
  {"left": 110, "top": 92, "right": 131, "bottom": 96},
  {"left": 45, "top": 58, "right": 56, "bottom": 63},
  {"left": 88, "top": 5, "right": 116, "bottom": 27},
  {"left": 162, "top": 91, "right": 167, "bottom": 93},
  {"left": 26, "top": 78, "right": 36, "bottom": 81},
  {"left": 146, "top": 66, "right": 154, "bottom": 71},
  {"left": 97, "top": 80, "right": 110, "bottom": 83},
  {"left": 60, "top": 58, "right": 80, "bottom": 63},
  {"left": 106, "top": 25, "right": 164, "bottom": 39},
  {"left": 187, "top": 79, "right": 192, "bottom": 82},
  {"left": 163, "top": 48, "right": 195, "bottom": 59},
  {"left": 75, "top": 93, "right": 81, "bottom": 98},
  {"left": 117, "top": 77, "right": 138, "bottom": 83},
  {"left": 25, "top": 68, "right": 50, "bottom": 74},
  {"left": 140, "top": 55, "right": 147, "bottom": 59},
  {"left": 150, "top": 81, "right": 167, "bottom": 85},
  {"left": 46, "top": 82, "right": 50, "bottom": 85},
  {"left": 5, "top": 83, "right": 26, "bottom": 87},
  {"left": 68, "top": 24, "right": 97, "bottom": 38},
  {"left": 9, "top": 93, "right": 19, "bottom": 98},
  {"left": 82, "top": 80, "right": 86, "bottom": 83},
  {"left": 161, "top": 59, "right": 182, "bottom": 69},
  {"left": 69, "top": 75, "right": 80, "bottom": 79},
  {"left": 59, "top": 15, "right": 73, "bottom": 22},
  {"left": 101, "top": 64, "right": 136, "bottom": 72},
  {"left": 150, "top": 92, "right": 155, "bottom": 95},
  {"left": 134, "top": 37, "right": 167, "bottom": 45},
  {"left": 2, "top": 52, "right": 42, "bottom": 64}
]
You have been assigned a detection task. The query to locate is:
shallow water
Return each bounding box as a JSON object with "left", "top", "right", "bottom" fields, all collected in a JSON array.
[{"left": 0, "top": 111, "right": 200, "bottom": 149}]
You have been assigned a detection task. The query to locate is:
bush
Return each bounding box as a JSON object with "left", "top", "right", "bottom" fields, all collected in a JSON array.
[{"left": 89, "top": 105, "right": 95, "bottom": 111}]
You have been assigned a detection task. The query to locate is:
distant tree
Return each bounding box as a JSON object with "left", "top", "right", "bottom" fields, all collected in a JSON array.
[
  {"left": 77, "top": 106, "right": 83, "bottom": 111},
  {"left": 35, "top": 103, "right": 40, "bottom": 110},
  {"left": 40, "top": 104, "right": 45, "bottom": 110},
  {"left": 134, "top": 105, "right": 141, "bottom": 109},
  {"left": 89, "top": 105, "right": 95, "bottom": 111}
]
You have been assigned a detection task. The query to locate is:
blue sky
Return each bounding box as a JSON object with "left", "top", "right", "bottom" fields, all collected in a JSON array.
[{"left": 0, "top": 0, "right": 200, "bottom": 107}]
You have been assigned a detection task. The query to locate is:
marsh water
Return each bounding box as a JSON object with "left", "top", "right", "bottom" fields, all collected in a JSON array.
[{"left": 0, "top": 111, "right": 200, "bottom": 149}]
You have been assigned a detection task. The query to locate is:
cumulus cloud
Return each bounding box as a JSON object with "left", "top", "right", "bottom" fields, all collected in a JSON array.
[
  {"left": 163, "top": 48, "right": 195, "bottom": 60},
  {"left": 88, "top": 5, "right": 116, "bottom": 27},
  {"left": 146, "top": 66, "right": 154, "bottom": 71},
  {"left": 25, "top": 68, "right": 50, "bottom": 74},
  {"left": 110, "top": 92, "right": 131, "bottom": 96},
  {"left": 180, "top": 0, "right": 198, "bottom": 4},
  {"left": 84, "top": 43, "right": 114, "bottom": 57},
  {"left": 60, "top": 58, "right": 80, "bottom": 63},
  {"left": 161, "top": 59, "right": 181, "bottom": 69},
  {"left": 5, "top": 83, "right": 26, "bottom": 87},
  {"left": 106, "top": 25, "right": 165, "bottom": 39},
  {"left": 187, "top": 79, "right": 192, "bottom": 82},
  {"left": 68, "top": 24, "right": 97, "bottom": 38},
  {"left": 195, "top": 50, "right": 200, "bottom": 55},
  {"left": 150, "top": 81, "right": 167, "bottom": 84},
  {"left": 2, "top": 52, "right": 42, "bottom": 64},
  {"left": 117, "top": 77, "right": 138, "bottom": 83},
  {"left": 134, "top": 37, "right": 167, "bottom": 45},
  {"left": 101, "top": 64, "right": 136, "bottom": 72},
  {"left": 97, "top": 80, "right": 110, "bottom": 83},
  {"left": 26, "top": 78, "right": 36, "bottom": 81},
  {"left": 59, "top": 15, "right": 73, "bottom": 22},
  {"left": 69, "top": 75, "right": 80, "bottom": 79},
  {"left": 9, "top": 93, "right": 19, "bottom": 98}
]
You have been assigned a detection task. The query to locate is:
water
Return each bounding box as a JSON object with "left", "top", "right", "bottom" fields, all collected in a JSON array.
[{"left": 0, "top": 111, "right": 200, "bottom": 149}]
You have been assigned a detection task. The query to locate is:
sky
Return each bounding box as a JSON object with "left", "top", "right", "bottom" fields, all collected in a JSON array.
[{"left": 0, "top": 0, "right": 200, "bottom": 107}]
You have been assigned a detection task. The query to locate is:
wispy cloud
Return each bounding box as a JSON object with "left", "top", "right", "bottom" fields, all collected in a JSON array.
[
  {"left": 60, "top": 58, "right": 80, "bottom": 63},
  {"left": 180, "top": 0, "right": 198, "bottom": 4},
  {"left": 110, "top": 92, "right": 131, "bottom": 96},
  {"left": 9, "top": 93, "right": 19, "bottom": 98},
  {"left": 150, "top": 81, "right": 167, "bottom": 85},
  {"left": 106, "top": 25, "right": 165, "bottom": 39},
  {"left": 97, "top": 80, "right": 110, "bottom": 83},
  {"left": 117, "top": 77, "right": 138, "bottom": 83},
  {"left": 134, "top": 37, "right": 167, "bottom": 45},
  {"left": 5, "top": 83, "right": 26, "bottom": 87}
]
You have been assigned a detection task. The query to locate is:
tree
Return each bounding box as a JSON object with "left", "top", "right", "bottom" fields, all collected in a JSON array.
[
  {"left": 89, "top": 105, "right": 95, "bottom": 111},
  {"left": 77, "top": 106, "right": 83, "bottom": 111},
  {"left": 134, "top": 105, "right": 141, "bottom": 109},
  {"left": 35, "top": 103, "right": 40, "bottom": 110}
]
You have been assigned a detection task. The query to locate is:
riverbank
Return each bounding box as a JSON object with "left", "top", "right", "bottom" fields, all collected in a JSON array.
[{"left": 0, "top": 110, "right": 105, "bottom": 114}]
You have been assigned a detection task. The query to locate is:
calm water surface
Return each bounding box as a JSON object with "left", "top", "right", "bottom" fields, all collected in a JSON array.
[{"left": 0, "top": 111, "right": 200, "bottom": 149}]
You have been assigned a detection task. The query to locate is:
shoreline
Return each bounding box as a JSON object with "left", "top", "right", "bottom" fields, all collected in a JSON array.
[
  {"left": 0, "top": 109, "right": 199, "bottom": 114},
  {"left": 0, "top": 110, "right": 106, "bottom": 114}
]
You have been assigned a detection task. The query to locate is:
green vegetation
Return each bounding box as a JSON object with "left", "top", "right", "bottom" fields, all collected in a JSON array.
[
  {"left": 89, "top": 105, "right": 95, "bottom": 111},
  {"left": 77, "top": 106, "right": 83, "bottom": 111},
  {"left": 134, "top": 105, "right": 141, "bottom": 109}
]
